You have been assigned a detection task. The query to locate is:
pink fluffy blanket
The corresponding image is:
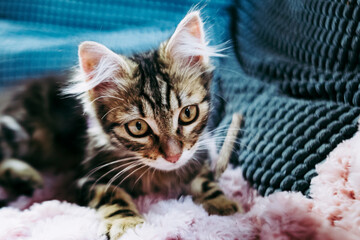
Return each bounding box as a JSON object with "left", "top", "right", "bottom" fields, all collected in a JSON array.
[{"left": 1, "top": 126, "right": 360, "bottom": 240}]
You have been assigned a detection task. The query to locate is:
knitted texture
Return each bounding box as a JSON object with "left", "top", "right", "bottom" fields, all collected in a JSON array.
[
  {"left": 216, "top": 0, "right": 360, "bottom": 196},
  {"left": 236, "top": 0, "right": 360, "bottom": 106},
  {"left": 2, "top": 0, "right": 360, "bottom": 198}
]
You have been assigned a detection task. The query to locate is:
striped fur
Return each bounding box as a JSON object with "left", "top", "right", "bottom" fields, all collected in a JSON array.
[
  {"left": 0, "top": 76, "right": 86, "bottom": 197},
  {"left": 0, "top": 11, "right": 241, "bottom": 239}
]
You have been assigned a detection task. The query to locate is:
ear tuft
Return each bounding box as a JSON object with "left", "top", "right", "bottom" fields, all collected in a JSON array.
[
  {"left": 179, "top": 11, "right": 205, "bottom": 45},
  {"left": 79, "top": 41, "right": 104, "bottom": 74},
  {"left": 65, "top": 41, "right": 131, "bottom": 95},
  {"left": 165, "top": 11, "right": 221, "bottom": 66},
  {"left": 78, "top": 41, "right": 128, "bottom": 77}
]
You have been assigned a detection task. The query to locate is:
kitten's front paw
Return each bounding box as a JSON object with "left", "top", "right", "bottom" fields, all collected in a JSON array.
[
  {"left": 0, "top": 159, "right": 43, "bottom": 195},
  {"left": 202, "top": 195, "right": 242, "bottom": 216},
  {"left": 99, "top": 216, "right": 144, "bottom": 240}
]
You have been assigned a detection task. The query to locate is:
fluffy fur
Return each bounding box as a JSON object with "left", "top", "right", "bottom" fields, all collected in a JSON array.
[
  {"left": 2, "top": 123, "right": 360, "bottom": 240},
  {"left": 3, "top": 10, "right": 360, "bottom": 240},
  {"left": 2, "top": 119, "right": 360, "bottom": 239},
  {"left": 0, "top": 11, "right": 241, "bottom": 239}
]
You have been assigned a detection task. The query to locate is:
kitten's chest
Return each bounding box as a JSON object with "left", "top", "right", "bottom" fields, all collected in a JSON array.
[
  {"left": 122, "top": 163, "right": 203, "bottom": 198},
  {"left": 86, "top": 142, "right": 210, "bottom": 197}
]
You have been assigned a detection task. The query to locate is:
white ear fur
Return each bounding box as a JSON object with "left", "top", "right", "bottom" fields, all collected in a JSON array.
[
  {"left": 165, "top": 11, "right": 221, "bottom": 65},
  {"left": 65, "top": 41, "right": 130, "bottom": 95},
  {"left": 79, "top": 41, "right": 130, "bottom": 78}
]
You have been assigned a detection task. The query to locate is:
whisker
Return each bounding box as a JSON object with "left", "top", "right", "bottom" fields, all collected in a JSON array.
[
  {"left": 151, "top": 167, "right": 157, "bottom": 181},
  {"left": 90, "top": 160, "right": 139, "bottom": 192},
  {"left": 89, "top": 165, "right": 124, "bottom": 192},
  {"left": 101, "top": 106, "right": 123, "bottom": 119},
  {"left": 133, "top": 167, "right": 151, "bottom": 190},
  {"left": 204, "top": 127, "right": 245, "bottom": 136},
  {"left": 195, "top": 137, "right": 263, "bottom": 164},
  {"left": 190, "top": 157, "right": 203, "bottom": 168},
  {"left": 105, "top": 162, "right": 143, "bottom": 192},
  {"left": 112, "top": 164, "right": 148, "bottom": 194},
  {"left": 83, "top": 156, "right": 139, "bottom": 180},
  {"left": 90, "top": 95, "right": 125, "bottom": 105},
  {"left": 216, "top": 67, "right": 246, "bottom": 77}
]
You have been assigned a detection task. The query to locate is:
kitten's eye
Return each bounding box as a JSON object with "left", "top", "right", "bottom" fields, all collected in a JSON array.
[
  {"left": 125, "top": 119, "right": 150, "bottom": 137},
  {"left": 179, "top": 105, "right": 199, "bottom": 125}
]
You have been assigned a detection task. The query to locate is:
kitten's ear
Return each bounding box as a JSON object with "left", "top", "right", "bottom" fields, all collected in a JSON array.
[
  {"left": 78, "top": 41, "right": 129, "bottom": 81},
  {"left": 165, "top": 11, "right": 214, "bottom": 66}
]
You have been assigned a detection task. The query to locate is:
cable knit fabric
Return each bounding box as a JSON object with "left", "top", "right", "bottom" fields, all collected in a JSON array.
[{"left": 216, "top": 0, "right": 360, "bottom": 196}]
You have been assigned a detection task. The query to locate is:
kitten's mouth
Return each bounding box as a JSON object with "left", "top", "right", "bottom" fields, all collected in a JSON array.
[{"left": 142, "top": 148, "right": 197, "bottom": 171}]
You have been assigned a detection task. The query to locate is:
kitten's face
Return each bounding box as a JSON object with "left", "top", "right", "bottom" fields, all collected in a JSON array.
[
  {"left": 77, "top": 11, "right": 218, "bottom": 171},
  {"left": 97, "top": 50, "right": 212, "bottom": 171}
]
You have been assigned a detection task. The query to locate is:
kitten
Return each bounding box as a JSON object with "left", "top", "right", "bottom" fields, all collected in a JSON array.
[
  {"left": 0, "top": 11, "right": 241, "bottom": 239},
  {"left": 0, "top": 77, "right": 86, "bottom": 196}
]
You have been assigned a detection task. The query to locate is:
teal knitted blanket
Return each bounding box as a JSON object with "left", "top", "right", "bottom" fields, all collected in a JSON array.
[
  {"left": 213, "top": 0, "right": 360, "bottom": 196},
  {"left": 1, "top": 0, "right": 360, "bottom": 197}
]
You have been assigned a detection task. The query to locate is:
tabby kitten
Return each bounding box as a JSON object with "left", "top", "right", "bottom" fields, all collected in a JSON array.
[{"left": 0, "top": 11, "right": 240, "bottom": 239}]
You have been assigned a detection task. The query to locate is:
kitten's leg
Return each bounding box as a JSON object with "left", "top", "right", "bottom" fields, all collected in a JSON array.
[
  {"left": 0, "top": 116, "right": 43, "bottom": 194},
  {"left": 189, "top": 164, "right": 242, "bottom": 216},
  {"left": 0, "top": 115, "right": 30, "bottom": 159},
  {"left": 0, "top": 158, "right": 44, "bottom": 195},
  {"left": 78, "top": 180, "right": 144, "bottom": 239}
]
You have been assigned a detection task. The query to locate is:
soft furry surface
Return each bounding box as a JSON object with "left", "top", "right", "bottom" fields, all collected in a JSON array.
[{"left": 1, "top": 125, "right": 360, "bottom": 240}]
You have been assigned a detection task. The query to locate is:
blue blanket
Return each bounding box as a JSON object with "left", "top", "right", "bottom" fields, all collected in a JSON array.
[
  {"left": 2, "top": 0, "right": 360, "bottom": 197},
  {"left": 0, "top": 0, "right": 232, "bottom": 85}
]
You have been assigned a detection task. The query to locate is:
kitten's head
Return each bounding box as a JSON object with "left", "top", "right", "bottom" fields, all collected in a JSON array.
[{"left": 77, "top": 11, "right": 220, "bottom": 171}]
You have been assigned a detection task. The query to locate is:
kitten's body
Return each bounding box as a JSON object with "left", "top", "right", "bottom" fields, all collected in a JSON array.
[
  {"left": 0, "top": 77, "right": 85, "bottom": 197},
  {"left": 0, "top": 12, "right": 241, "bottom": 239},
  {"left": 0, "top": 77, "right": 86, "bottom": 168}
]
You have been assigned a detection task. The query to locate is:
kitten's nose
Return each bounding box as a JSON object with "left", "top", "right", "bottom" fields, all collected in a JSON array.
[
  {"left": 161, "top": 137, "right": 182, "bottom": 163},
  {"left": 166, "top": 154, "right": 181, "bottom": 163}
]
